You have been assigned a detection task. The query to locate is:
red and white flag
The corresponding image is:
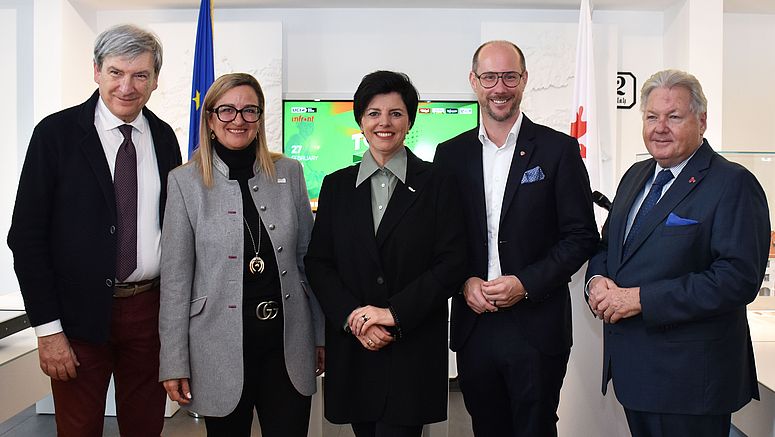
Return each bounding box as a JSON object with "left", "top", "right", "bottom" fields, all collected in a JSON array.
[{"left": 571, "top": 0, "right": 604, "bottom": 223}]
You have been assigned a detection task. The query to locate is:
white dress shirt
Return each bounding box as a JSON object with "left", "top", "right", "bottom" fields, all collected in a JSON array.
[
  {"left": 479, "top": 113, "right": 524, "bottom": 281},
  {"left": 35, "top": 97, "right": 161, "bottom": 337}
]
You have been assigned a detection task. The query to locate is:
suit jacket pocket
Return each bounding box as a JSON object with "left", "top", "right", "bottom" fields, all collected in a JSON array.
[
  {"left": 661, "top": 223, "right": 700, "bottom": 236},
  {"left": 189, "top": 296, "right": 207, "bottom": 317},
  {"left": 665, "top": 320, "right": 725, "bottom": 342}
]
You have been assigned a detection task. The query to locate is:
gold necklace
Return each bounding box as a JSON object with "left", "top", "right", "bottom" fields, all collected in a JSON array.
[{"left": 243, "top": 217, "right": 265, "bottom": 274}]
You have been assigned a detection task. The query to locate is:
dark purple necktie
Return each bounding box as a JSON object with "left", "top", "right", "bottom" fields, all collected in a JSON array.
[
  {"left": 114, "top": 124, "right": 137, "bottom": 282},
  {"left": 623, "top": 169, "right": 673, "bottom": 257}
]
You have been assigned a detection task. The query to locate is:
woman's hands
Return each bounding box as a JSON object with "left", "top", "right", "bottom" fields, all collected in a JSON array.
[{"left": 347, "top": 306, "right": 396, "bottom": 351}]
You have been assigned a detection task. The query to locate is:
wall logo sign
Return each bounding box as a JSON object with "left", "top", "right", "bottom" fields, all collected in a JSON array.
[{"left": 617, "top": 72, "right": 636, "bottom": 109}]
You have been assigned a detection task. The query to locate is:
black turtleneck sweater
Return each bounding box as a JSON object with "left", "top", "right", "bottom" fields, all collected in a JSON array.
[{"left": 213, "top": 141, "right": 281, "bottom": 307}]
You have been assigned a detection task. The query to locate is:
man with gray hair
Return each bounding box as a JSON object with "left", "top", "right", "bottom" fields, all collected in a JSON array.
[
  {"left": 8, "top": 24, "right": 181, "bottom": 436},
  {"left": 586, "top": 69, "right": 769, "bottom": 436}
]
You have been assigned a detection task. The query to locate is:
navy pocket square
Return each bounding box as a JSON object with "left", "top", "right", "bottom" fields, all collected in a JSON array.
[
  {"left": 665, "top": 212, "right": 699, "bottom": 226},
  {"left": 521, "top": 166, "right": 545, "bottom": 184}
]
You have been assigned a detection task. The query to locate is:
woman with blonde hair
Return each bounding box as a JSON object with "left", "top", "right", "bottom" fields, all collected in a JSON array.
[{"left": 159, "top": 73, "right": 324, "bottom": 437}]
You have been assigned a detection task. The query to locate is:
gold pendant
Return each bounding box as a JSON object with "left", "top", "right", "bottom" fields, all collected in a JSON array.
[{"left": 249, "top": 256, "right": 265, "bottom": 274}]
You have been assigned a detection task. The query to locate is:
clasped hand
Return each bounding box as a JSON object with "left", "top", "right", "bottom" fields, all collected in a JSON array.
[
  {"left": 463, "top": 275, "right": 526, "bottom": 314},
  {"left": 347, "top": 305, "right": 395, "bottom": 351},
  {"left": 587, "top": 276, "right": 642, "bottom": 324}
]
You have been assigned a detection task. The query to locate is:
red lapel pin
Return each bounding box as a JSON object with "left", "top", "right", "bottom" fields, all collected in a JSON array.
[{"left": 688, "top": 176, "right": 696, "bottom": 183}]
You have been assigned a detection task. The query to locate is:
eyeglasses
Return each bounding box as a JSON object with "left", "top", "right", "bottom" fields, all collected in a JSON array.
[
  {"left": 474, "top": 71, "right": 524, "bottom": 89},
  {"left": 209, "top": 105, "right": 263, "bottom": 123}
]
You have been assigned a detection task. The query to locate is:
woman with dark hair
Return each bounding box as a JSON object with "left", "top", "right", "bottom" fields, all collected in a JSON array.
[
  {"left": 305, "top": 70, "right": 467, "bottom": 437},
  {"left": 158, "top": 73, "right": 324, "bottom": 437}
]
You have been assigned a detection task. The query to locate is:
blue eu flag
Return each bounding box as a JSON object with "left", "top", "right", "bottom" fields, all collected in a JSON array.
[{"left": 188, "top": 0, "right": 214, "bottom": 158}]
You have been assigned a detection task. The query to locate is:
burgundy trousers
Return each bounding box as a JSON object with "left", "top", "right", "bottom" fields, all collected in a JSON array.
[{"left": 50, "top": 286, "right": 166, "bottom": 437}]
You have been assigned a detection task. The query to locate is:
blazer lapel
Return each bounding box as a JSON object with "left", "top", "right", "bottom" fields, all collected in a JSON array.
[
  {"left": 78, "top": 91, "right": 116, "bottom": 218},
  {"left": 464, "top": 130, "right": 488, "bottom": 243},
  {"left": 350, "top": 165, "right": 382, "bottom": 265},
  {"left": 613, "top": 161, "right": 655, "bottom": 264},
  {"left": 500, "top": 115, "right": 535, "bottom": 224},
  {"left": 146, "top": 107, "right": 171, "bottom": 184},
  {"left": 375, "top": 149, "right": 427, "bottom": 248},
  {"left": 622, "top": 141, "right": 713, "bottom": 263}
]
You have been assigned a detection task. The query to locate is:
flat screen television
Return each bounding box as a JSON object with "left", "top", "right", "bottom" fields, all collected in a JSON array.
[{"left": 283, "top": 99, "right": 479, "bottom": 209}]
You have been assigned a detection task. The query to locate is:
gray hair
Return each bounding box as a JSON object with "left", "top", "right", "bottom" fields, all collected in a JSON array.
[
  {"left": 93, "top": 24, "right": 163, "bottom": 75},
  {"left": 640, "top": 69, "right": 707, "bottom": 116},
  {"left": 472, "top": 40, "right": 526, "bottom": 73}
]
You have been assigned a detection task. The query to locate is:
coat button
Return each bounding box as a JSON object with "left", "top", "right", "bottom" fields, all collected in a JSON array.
[
  {"left": 281, "top": 270, "right": 287, "bottom": 276},
  {"left": 106, "top": 279, "right": 113, "bottom": 287},
  {"left": 268, "top": 224, "right": 275, "bottom": 230},
  {"left": 285, "top": 294, "right": 290, "bottom": 299},
  {"left": 109, "top": 225, "right": 116, "bottom": 235},
  {"left": 252, "top": 185, "right": 259, "bottom": 192},
  {"left": 259, "top": 205, "right": 266, "bottom": 211},
  {"left": 376, "top": 276, "right": 384, "bottom": 285},
  {"left": 277, "top": 246, "right": 283, "bottom": 252}
]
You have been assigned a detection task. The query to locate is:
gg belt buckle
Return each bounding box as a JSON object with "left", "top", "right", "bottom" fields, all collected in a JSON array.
[{"left": 256, "top": 301, "right": 279, "bottom": 320}]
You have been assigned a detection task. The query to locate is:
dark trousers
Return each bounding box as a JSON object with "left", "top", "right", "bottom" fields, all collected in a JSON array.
[
  {"left": 50, "top": 287, "right": 166, "bottom": 437},
  {"left": 351, "top": 421, "right": 424, "bottom": 437},
  {"left": 624, "top": 408, "right": 731, "bottom": 437},
  {"left": 205, "top": 301, "right": 311, "bottom": 437},
  {"left": 457, "top": 312, "right": 570, "bottom": 437}
]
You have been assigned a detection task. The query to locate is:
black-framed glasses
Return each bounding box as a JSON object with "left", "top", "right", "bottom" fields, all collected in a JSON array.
[
  {"left": 209, "top": 105, "right": 263, "bottom": 123},
  {"left": 474, "top": 71, "right": 524, "bottom": 89}
]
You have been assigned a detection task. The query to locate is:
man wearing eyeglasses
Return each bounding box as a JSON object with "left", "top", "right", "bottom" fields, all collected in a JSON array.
[
  {"left": 7, "top": 24, "right": 181, "bottom": 437},
  {"left": 434, "top": 40, "right": 598, "bottom": 437}
]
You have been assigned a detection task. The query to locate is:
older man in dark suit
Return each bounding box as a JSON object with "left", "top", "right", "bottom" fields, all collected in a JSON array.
[
  {"left": 585, "top": 69, "right": 770, "bottom": 437},
  {"left": 433, "top": 40, "right": 599, "bottom": 437},
  {"left": 7, "top": 24, "right": 181, "bottom": 437}
]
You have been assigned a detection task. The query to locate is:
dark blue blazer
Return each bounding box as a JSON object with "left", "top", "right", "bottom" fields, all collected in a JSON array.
[
  {"left": 434, "top": 116, "right": 599, "bottom": 356},
  {"left": 8, "top": 90, "right": 182, "bottom": 344},
  {"left": 585, "top": 140, "right": 770, "bottom": 415}
]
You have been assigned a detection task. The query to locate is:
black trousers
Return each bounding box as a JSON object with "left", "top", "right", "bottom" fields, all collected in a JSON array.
[
  {"left": 351, "top": 421, "right": 424, "bottom": 437},
  {"left": 624, "top": 408, "right": 731, "bottom": 437},
  {"left": 205, "top": 303, "right": 311, "bottom": 437},
  {"left": 457, "top": 312, "right": 570, "bottom": 437}
]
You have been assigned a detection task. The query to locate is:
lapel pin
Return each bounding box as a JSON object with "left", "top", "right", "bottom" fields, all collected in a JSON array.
[
  {"left": 408, "top": 186, "right": 416, "bottom": 192},
  {"left": 277, "top": 177, "right": 287, "bottom": 183},
  {"left": 688, "top": 176, "right": 696, "bottom": 183},
  {"left": 520, "top": 151, "right": 526, "bottom": 156}
]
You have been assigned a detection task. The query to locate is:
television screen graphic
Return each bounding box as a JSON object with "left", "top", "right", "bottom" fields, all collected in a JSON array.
[{"left": 283, "top": 100, "right": 479, "bottom": 209}]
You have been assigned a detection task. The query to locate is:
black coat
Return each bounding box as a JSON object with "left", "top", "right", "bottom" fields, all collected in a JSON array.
[
  {"left": 8, "top": 90, "right": 182, "bottom": 344},
  {"left": 434, "top": 117, "right": 599, "bottom": 356},
  {"left": 305, "top": 148, "right": 466, "bottom": 425}
]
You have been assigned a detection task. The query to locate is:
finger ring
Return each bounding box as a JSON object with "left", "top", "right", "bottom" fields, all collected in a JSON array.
[
  {"left": 361, "top": 314, "right": 369, "bottom": 322},
  {"left": 367, "top": 339, "right": 374, "bottom": 347}
]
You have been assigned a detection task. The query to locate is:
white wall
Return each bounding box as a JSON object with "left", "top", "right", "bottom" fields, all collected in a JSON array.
[
  {"left": 723, "top": 13, "right": 775, "bottom": 152},
  {"left": 0, "top": 4, "right": 18, "bottom": 296}
]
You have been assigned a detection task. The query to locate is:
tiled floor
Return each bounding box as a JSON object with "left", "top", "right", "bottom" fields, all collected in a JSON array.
[{"left": 0, "top": 390, "right": 472, "bottom": 437}]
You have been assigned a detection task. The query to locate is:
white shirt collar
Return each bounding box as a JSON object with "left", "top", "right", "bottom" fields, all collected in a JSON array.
[
  {"left": 95, "top": 96, "right": 148, "bottom": 135},
  {"left": 478, "top": 112, "right": 524, "bottom": 149}
]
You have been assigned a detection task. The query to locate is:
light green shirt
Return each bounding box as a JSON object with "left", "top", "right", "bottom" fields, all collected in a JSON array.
[{"left": 355, "top": 147, "right": 408, "bottom": 233}]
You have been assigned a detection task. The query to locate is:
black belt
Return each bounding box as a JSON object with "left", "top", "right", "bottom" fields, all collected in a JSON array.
[{"left": 113, "top": 278, "right": 160, "bottom": 298}]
